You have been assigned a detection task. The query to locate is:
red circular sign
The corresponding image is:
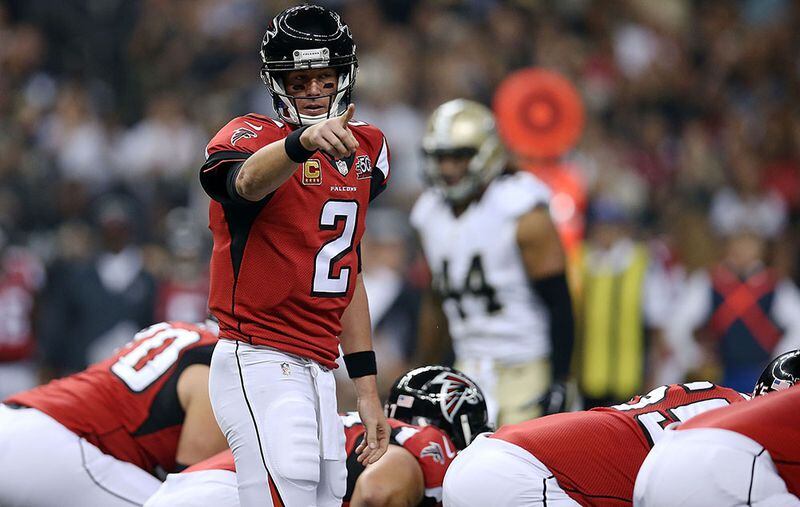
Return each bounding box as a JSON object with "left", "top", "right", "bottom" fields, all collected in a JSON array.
[{"left": 493, "top": 68, "right": 585, "bottom": 159}]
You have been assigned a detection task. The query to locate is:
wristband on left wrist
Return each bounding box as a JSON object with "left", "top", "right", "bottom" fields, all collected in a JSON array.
[{"left": 343, "top": 350, "right": 377, "bottom": 378}]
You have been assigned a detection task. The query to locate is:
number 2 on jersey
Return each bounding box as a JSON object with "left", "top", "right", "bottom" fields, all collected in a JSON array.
[
  {"left": 313, "top": 200, "right": 358, "bottom": 296},
  {"left": 111, "top": 324, "right": 201, "bottom": 392}
]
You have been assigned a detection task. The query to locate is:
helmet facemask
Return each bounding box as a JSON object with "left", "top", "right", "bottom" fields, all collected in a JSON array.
[
  {"left": 260, "top": 5, "right": 358, "bottom": 126},
  {"left": 422, "top": 99, "right": 507, "bottom": 205},
  {"left": 260, "top": 60, "right": 356, "bottom": 126},
  {"left": 423, "top": 136, "right": 506, "bottom": 205}
]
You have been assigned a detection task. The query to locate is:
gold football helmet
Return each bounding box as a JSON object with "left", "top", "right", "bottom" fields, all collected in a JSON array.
[{"left": 422, "top": 99, "right": 507, "bottom": 204}]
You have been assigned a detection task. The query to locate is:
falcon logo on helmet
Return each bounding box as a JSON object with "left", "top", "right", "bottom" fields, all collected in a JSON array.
[
  {"left": 430, "top": 371, "right": 483, "bottom": 423},
  {"left": 384, "top": 365, "right": 493, "bottom": 450},
  {"left": 259, "top": 5, "right": 358, "bottom": 126}
]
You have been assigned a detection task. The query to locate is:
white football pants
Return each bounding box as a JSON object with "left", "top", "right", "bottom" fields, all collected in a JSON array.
[
  {"left": 209, "top": 339, "right": 346, "bottom": 507},
  {"left": 443, "top": 434, "right": 580, "bottom": 507},
  {"left": 0, "top": 404, "right": 162, "bottom": 506},
  {"left": 634, "top": 427, "right": 800, "bottom": 507},
  {"left": 144, "top": 470, "right": 239, "bottom": 507}
]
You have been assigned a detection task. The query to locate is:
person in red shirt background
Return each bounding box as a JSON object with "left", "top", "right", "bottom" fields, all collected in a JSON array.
[
  {"left": 0, "top": 320, "right": 228, "bottom": 507},
  {"left": 199, "top": 5, "right": 391, "bottom": 506},
  {"left": 0, "top": 232, "right": 44, "bottom": 398}
]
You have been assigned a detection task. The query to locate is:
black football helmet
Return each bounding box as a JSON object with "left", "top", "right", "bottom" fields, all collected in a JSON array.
[
  {"left": 385, "top": 365, "right": 492, "bottom": 450},
  {"left": 753, "top": 349, "right": 800, "bottom": 396},
  {"left": 260, "top": 4, "right": 357, "bottom": 126}
]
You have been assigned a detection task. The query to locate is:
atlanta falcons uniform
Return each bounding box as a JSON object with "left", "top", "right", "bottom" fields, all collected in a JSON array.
[
  {"left": 0, "top": 321, "right": 217, "bottom": 507},
  {"left": 443, "top": 382, "right": 746, "bottom": 506},
  {"left": 0, "top": 247, "right": 43, "bottom": 398},
  {"left": 202, "top": 111, "right": 390, "bottom": 507},
  {"left": 635, "top": 386, "right": 800, "bottom": 506},
  {"left": 144, "top": 414, "right": 455, "bottom": 507},
  {"left": 411, "top": 170, "right": 553, "bottom": 424}
]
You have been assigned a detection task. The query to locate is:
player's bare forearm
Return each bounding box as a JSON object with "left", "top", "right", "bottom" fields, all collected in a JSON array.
[
  {"left": 516, "top": 207, "right": 567, "bottom": 278},
  {"left": 237, "top": 104, "right": 360, "bottom": 201},
  {"left": 235, "top": 139, "right": 299, "bottom": 201},
  {"left": 518, "top": 207, "right": 575, "bottom": 384},
  {"left": 175, "top": 365, "right": 229, "bottom": 466},
  {"left": 341, "top": 274, "right": 390, "bottom": 463},
  {"left": 340, "top": 273, "right": 374, "bottom": 355}
]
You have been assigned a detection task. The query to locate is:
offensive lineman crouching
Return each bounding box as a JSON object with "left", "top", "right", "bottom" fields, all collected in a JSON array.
[
  {"left": 634, "top": 351, "right": 800, "bottom": 506},
  {"left": 442, "top": 351, "right": 800, "bottom": 506},
  {"left": 0, "top": 321, "right": 228, "bottom": 507},
  {"left": 144, "top": 366, "right": 491, "bottom": 507}
]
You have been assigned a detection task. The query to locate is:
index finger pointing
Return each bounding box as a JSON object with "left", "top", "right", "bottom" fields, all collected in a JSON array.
[{"left": 340, "top": 103, "right": 355, "bottom": 125}]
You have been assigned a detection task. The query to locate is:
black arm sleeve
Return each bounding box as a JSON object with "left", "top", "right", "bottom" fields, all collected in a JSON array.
[
  {"left": 369, "top": 168, "right": 387, "bottom": 202},
  {"left": 531, "top": 272, "right": 575, "bottom": 382},
  {"left": 199, "top": 150, "right": 257, "bottom": 204}
]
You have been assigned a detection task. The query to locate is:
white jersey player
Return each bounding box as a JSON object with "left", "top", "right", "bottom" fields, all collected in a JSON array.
[{"left": 411, "top": 99, "right": 575, "bottom": 424}]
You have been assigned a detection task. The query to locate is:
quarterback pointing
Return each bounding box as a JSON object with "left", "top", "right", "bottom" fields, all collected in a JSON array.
[
  {"left": 412, "top": 99, "right": 575, "bottom": 424},
  {"left": 199, "top": 5, "right": 390, "bottom": 506}
]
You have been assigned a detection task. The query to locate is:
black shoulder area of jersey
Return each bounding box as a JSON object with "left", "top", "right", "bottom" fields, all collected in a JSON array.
[{"left": 133, "top": 344, "right": 215, "bottom": 437}]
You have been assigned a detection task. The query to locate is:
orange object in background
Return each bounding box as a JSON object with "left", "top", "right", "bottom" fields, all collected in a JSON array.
[
  {"left": 524, "top": 161, "right": 587, "bottom": 255},
  {"left": 493, "top": 68, "right": 585, "bottom": 160},
  {"left": 493, "top": 68, "right": 588, "bottom": 254}
]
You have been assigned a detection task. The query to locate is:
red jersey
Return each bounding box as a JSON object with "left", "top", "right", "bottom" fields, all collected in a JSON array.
[
  {"left": 0, "top": 247, "right": 44, "bottom": 362},
  {"left": 199, "top": 114, "right": 390, "bottom": 369},
  {"left": 342, "top": 413, "right": 456, "bottom": 506},
  {"left": 493, "top": 382, "right": 747, "bottom": 506},
  {"left": 185, "top": 414, "right": 455, "bottom": 507},
  {"left": 6, "top": 321, "right": 217, "bottom": 475},
  {"left": 680, "top": 385, "right": 800, "bottom": 495}
]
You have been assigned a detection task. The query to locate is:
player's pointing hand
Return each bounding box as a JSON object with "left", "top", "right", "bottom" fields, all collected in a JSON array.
[{"left": 300, "top": 103, "right": 359, "bottom": 160}]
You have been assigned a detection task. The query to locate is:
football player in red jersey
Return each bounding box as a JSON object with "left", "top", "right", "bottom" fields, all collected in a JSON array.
[
  {"left": 443, "top": 375, "right": 761, "bottom": 506},
  {"left": 199, "top": 5, "right": 391, "bottom": 506},
  {"left": 0, "top": 321, "right": 228, "bottom": 507},
  {"left": 634, "top": 351, "right": 800, "bottom": 506},
  {"left": 144, "top": 366, "right": 490, "bottom": 507}
]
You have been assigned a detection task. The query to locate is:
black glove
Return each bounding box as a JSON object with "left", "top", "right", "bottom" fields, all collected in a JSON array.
[{"left": 538, "top": 381, "right": 568, "bottom": 416}]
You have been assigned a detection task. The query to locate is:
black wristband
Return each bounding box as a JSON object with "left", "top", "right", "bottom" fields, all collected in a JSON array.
[
  {"left": 284, "top": 126, "right": 315, "bottom": 163},
  {"left": 343, "top": 350, "right": 377, "bottom": 378}
]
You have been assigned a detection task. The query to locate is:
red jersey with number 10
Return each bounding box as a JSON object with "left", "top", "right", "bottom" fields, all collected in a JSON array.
[
  {"left": 492, "top": 382, "right": 747, "bottom": 505},
  {"left": 6, "top": 321, "right": 217, "bottom": 474},
  {"left": 200, "top": 114, "right": 390, "bottom": 369},
  {"left": 680, "top": 385, "right": 800, "bottom": 495}
]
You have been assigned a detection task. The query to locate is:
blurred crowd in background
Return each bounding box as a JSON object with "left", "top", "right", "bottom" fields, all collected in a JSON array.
[{"left": 2, "top": 0, "right": 800, "bottom": 405}]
